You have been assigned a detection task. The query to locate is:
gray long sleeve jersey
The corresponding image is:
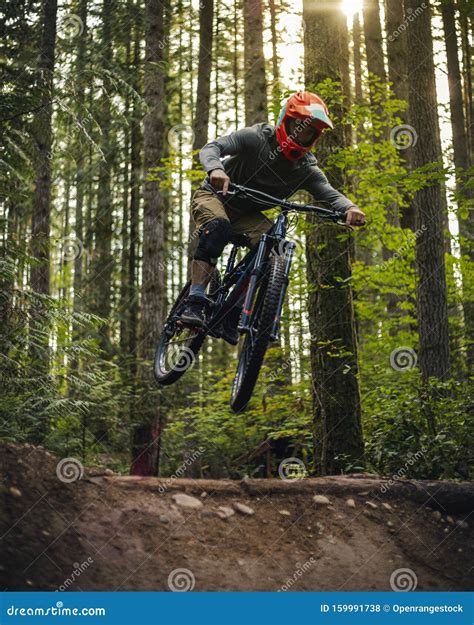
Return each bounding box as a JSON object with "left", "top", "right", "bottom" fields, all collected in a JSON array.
[{"left": 199, "top": 122, "right": 354, "bottom": 214}]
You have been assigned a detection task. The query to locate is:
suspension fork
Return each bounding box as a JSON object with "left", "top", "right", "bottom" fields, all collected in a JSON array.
[
  {"left": 238, "top": 234, "right": 271, "bottom": 333},
  {"left": 269, "top": 241, "right": 295, "bottom": 341}
]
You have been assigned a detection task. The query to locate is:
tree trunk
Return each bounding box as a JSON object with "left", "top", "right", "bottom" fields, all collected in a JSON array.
[
  {"left": 192, "top": 0, "right": 213, "bottom": 160},
  {"left": 363, "top": 0, "right": 387, "bottom": 91},
  {"left": 441, "top": 0, "right": 473, "bottom": 370},
  {"left": 128, "top": 10, "right": 142, "bottom": 386},
  {"left": 303, "top": 0, "right": 364, "bottom": 475},
  {"left": 131, "top": 0, "right": 167, "bottom": 476},
  {"left": 242, "top": 0, "right": 268, "bottom": 125},
  {"left": 352, "top": 12, "right": 363, "bottom": 106},
  {"left": 30, "top": 0, "right": 57, "bottom": 301},
  {"left": 404, "top": 0, "right": 450, "bottom": 382},
  {"left": 188, "top": 0, "right": 213, "bottom": 265},
  {"left": 72, "top": 0, "right": 88, "bottom": 344},
  {"left": 385, "top": 0, "right": 415, "bottom": 230},
  {"left": 269, "top": 0, "right": 281, "bottom": 120},
  {"left": 29, "top": 0, "right": 57, "bottom": 431},
  {"left": 89, "top": 0, "right": 114, "bottom": 358}
]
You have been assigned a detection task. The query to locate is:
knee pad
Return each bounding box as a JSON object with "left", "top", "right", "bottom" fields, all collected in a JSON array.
[{"left": 194, "top": 218, "right": 233, "bottom": 265}]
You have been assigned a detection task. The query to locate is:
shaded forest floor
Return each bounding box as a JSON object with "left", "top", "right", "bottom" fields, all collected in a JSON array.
[{"left": 1, "top": 443, "right": 472, "bottom": 592}]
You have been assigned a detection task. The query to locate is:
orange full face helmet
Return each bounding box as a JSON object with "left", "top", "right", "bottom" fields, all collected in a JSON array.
[{"left": 275, "top": 91, "right": 333, "bottom": 161}]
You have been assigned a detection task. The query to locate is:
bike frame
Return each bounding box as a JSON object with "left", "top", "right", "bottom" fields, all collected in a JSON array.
[{"left": 198, "top": 183, "right": 346, "bottom": 343}]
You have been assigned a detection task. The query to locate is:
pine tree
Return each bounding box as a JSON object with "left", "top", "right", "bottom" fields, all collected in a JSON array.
[
  {"left": 132, "top": 0, "right": 168, "bottom": 476},
  {"left": 303, "top": 0, "right": 364, "bottom": 475},
  {"left": 243, "top": 0, "right": 268, "bottom": 125},
  {"left": 404, "top": 0, "right": 450, "bottom": 383}
]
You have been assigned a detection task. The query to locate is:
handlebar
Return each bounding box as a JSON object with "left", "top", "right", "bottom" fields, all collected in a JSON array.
[{"left": 203, "top": 180, "right": 350, "bottom": 226}]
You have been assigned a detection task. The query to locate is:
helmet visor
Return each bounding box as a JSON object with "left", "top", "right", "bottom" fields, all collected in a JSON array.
[{"left": 284, "top": 117, "right": 321, "bottom": 147}]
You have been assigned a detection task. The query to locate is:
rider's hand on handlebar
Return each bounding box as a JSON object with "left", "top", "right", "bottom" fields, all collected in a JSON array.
[
  {"left": 209, "top": 169, "right": 231, "bottom": 195},
  {"left": 345, "top": 205, "right": 366, "bottom": 227}
]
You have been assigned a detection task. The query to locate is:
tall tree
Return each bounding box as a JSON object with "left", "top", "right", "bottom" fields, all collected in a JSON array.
[
  {"left": 352, "top": 12, "right": 363, "bottom": 107},
  {"left": 268, "top": 0, "right": 281, "bottom": 120},
  {"left": 242, "top": 0, "right": 268, "bottom": 125},
  {"left": 29, "top": 0, "right": 57, "bottom": 391},
  {"left": 384, "top": 0, "right": 414, "bottom": 229},
  {"left": 441, "top": 0, "right": 473, "bottom": 369},
  {"left": 363, "top": 0, "right": 387, "bottom": 95},
  {"left": 189, "top": 0, "right": 213, "bottom": 264},
  {"left": 131, "top": 0, "right": 168, "bottom": 476},
  {"left": 89, "top": 0, "right": 114, "bottom": 355},
  {"left": 404, "top": 0, "right": 450, "bottom": 382},
  {"left": 303, "top": 0, "right": 364, "bottom": 475},
  {"left": 72, "top": 0, "right": 88, "bottom": 360},
  {"left": 192, "top": 0, "right": 213, "bottom": 164}
]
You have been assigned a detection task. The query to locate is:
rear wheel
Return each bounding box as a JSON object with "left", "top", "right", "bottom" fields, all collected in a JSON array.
[
  {"left": 154, "top": 272, "right": 221, "bottom": 386},
  {"left": 230, "top": 254, "right": 286, "bottom": 412}
]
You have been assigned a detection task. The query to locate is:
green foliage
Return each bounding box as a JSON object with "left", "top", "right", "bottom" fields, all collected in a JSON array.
[{"left": 0, "top": 251, "right": 131, "bottom": 463}]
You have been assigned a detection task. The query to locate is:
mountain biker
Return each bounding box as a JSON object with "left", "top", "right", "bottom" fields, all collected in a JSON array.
[{"left": 180, "top": 91, "right": 366, "bottom": 344}]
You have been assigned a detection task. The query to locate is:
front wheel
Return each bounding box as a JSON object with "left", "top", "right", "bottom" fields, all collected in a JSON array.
[
  {"left": 154, "top": 272, "right": 220, "bottom": 386},
  {"left": 230, "top": 254, "right": 286, "bottom": 412}
]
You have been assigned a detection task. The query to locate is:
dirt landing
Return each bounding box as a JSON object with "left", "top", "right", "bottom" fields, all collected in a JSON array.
[{"left": 1, "top": 443, "right": 472, "bottom": 592}]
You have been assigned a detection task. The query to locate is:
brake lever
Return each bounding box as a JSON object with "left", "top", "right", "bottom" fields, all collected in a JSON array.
[
  {"left": 336, "top": 219, "right": 354, "bottom": 231},
  {"left": 215, "top": 187, "right": 239, "bottom": 196}
]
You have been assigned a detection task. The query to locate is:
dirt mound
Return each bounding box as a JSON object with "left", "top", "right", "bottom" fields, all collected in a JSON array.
[{"left": 1, "top": 443, "right": 472, "bottom": 591}]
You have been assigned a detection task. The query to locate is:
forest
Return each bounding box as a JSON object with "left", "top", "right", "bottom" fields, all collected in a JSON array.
[{"left": 1, "top": 0, "right": 473, "bottom": 481}]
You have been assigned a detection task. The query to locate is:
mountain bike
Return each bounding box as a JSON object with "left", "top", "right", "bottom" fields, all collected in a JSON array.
[{"left": 154, "top": 183, "right": 348, "bottom": 412}]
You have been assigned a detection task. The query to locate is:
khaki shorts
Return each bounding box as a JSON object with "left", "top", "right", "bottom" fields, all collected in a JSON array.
[{"left": 191, "top": 189, "right": 273, "bottom": 247}]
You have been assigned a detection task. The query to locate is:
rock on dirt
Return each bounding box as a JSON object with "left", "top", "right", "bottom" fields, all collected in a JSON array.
[
  {"left": 233, "top": 502, "right": 254, "bottom": 515},
  {"left": 217, "top": 506, "right": 235, "bottom": 520},
  {"left": 313, "top": 495, "right": 331, "bottom": 505},
  {"left": 172, "top": 493, "right": 203, "bottom": 510}
]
